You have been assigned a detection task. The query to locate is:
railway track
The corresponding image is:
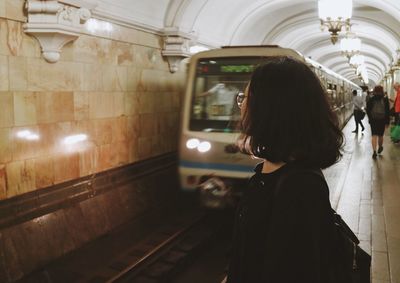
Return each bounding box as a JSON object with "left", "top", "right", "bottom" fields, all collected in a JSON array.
[
  {"left": 103, "top": 212, "right": 213, "bottom": 283},
  {"left": 76, "top": 208, "right": 232, "bottom": 283}
]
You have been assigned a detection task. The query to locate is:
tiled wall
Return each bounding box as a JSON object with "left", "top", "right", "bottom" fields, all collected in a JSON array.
[{"left": 0, "top": 0, "right": 186, "bottom": 200}]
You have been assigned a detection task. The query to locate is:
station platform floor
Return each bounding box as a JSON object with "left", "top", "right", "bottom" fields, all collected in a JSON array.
[{"left": 322, "top": 117, "right": 400, "bottom": 283}]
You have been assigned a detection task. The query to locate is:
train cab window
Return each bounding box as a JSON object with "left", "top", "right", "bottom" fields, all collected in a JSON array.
[{"left": 190, "top": 57, "right": 262, "bottom": 132}]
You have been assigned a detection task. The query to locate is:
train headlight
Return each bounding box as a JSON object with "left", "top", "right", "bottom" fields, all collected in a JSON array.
[
  {"left": 198, "top": 141, "right": 211, "bottom": 153},
  {"left": 186, "top": 138, "right": 200, "bottom": 149}
]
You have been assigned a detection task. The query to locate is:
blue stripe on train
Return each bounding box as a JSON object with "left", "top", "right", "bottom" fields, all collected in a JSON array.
[{"left": 179, "top": 160, "right": 254, "bottom": 172}]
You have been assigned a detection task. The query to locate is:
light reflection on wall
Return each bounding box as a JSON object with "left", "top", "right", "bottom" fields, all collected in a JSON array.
[
  {"left": 62, "top": 134, "right": 89, "bottom": 153},
  {"left": 16, "top": 130, "right": 40, "bottom": 141}
]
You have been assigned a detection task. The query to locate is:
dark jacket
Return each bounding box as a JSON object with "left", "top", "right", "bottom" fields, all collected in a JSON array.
[
  {"left": 227, "top": 162, "right": 335, "bottom": 283},
  {"left": 366, "top": 95, "right": 390, "bottom": 124}
]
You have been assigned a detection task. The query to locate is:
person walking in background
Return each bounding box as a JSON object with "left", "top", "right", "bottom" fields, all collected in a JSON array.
[
  {"left": 366, "top": 85, "right": 390, "bottom": 159},
  {"left": 352, "top": 89, "right": 365, "bottom": 133},
  {"left": 227, "top": 57, "right": 345, "bottom": 283},
  {"left": 394, "top": 83, "right": 400, "bottom": 125}
]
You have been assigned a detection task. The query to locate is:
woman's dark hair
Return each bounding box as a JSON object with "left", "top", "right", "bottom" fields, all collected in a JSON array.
[
  {"left": 373, "top": 85, "right": 384, "bottom": 96},
  {"left": 240, "top": 56, "right": 343, "bottom": 169}
]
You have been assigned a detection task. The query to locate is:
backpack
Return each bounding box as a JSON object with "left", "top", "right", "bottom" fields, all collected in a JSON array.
[
  {"left": 370, "top": 98, "right": 385, "bottom": 120},
  {"left": 275, "top": 168, "right": 371, "bottom": 283}
]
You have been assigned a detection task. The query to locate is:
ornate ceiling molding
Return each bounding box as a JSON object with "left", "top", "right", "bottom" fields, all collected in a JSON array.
[{"left": 23, "top": 0, "right": 97, "bottom": 63}]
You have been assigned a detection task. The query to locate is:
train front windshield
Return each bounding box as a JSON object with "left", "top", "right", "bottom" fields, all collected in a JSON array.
[{"left": 189, "top": 57, "right": 261, "bottom": 132}]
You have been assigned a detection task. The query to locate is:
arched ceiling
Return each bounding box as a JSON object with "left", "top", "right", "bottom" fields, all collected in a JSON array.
[{"left": 93, "top": 0, "right": 400, "bottom": 86}]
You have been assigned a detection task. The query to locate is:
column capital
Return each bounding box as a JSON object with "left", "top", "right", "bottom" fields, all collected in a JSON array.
[
  {"left": 161, "top": 28, "right": 195, "bottom": 73},
  {"left": 23, "top": 0, "right": 97, "bottom": 63}
]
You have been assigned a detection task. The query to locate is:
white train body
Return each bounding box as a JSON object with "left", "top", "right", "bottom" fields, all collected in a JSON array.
[{"left": 178, "top": 46, "right": 360, "bottom": 206}]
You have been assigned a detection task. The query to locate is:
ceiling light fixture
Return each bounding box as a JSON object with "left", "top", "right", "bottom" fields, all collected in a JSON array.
[
  {"left": 340, "top": 29, "right": 361, "bottom": 59},
  {"left": 349, "top": 54, "right": 365, "bottom": 69},
  {"left": 318, "top": 0, "right": 352, "bottom": 44}
]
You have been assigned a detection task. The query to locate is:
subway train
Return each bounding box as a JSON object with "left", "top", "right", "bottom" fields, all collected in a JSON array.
[{"left": 178, "top": 45, "right": 360, "bottom": 208}]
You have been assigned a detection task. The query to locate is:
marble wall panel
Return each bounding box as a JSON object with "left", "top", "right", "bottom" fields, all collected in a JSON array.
[
  {"left": 116, "top": 42, "right": 134, "bottom": 66},
  {"left": 139, "top": 114, "right": 157, "bottom": 138},
  {"left": 13, "top": 91, "right": 37, "bottom": 126},
  {"left": 101, "top": 65, "right": 128, "bottom": 92},
  {"left": 51, "top": 121, "right": 79, "bottom": 154},
  {"left": 5, "top": 0, "right": 25, "bottom": 22},
  {"left": 112, "top": 116, "right": 127, "bottom": 143},
  {"left": 79, "top": 144, "right": 98, "bottom": 176},
  {"left": 138, "top": 137, "right": 153, "bottom": 159},
  {"left": 149, "top": 135, "right": 164, "bottom": 157},
  {"left": 127, "top": 115, "right": 140, "bottom": 141},
  {"left": 53, "top": 153, "right": 79, "bottom": 183},
  {"left": 36, "top": 123, "right": 57, "bottom": 157},
  {"left": 81, "top": 64, "right": 104, "bottom": 92},
  {"left": 171, "top": 90, "right": 182, "bottom": 110},
  {"left": 70, "top": 36, "right": 102, "bottom": 64},
  {"left": 34, "top": 156, "right": 54, "bottom": 189},
  {"left": 88, "top": 92, "right": 114, "bottom": 119},
  {"left": 0, "top": 16, "right": 185, "bottom": 199},
  {"left": 0, "top": 55, "right": 9, "bottom": 90},
  {"left": 36, "top": 92, "right": 74, "bottom": 124},
  {"left": 6, "top": 159, "right": 36, "bottom": 197},
  {"left": 139, "top": 69, "right": 167, "bottom": 92},
  {"left": 156, "top": 92, "right": 173, "bottom": 112},
  {"left": 5, "top": 19, "right": 22, "bottom": 56},
  {"left": 0, "top": 19, "right": 10, "bottom": 56},
  {"left": 128, "top": 139, "right": 138, "bottom": 163},
  {"left": 0, "top": 128, "right": 12, "bottom": 163},
  {"left": 115, "top": 140, "right": 129, "bottom": 165},
  {"left": 113, "top": 91, "right": 125, "bottom": 116},
  {"left": 93, "top": 118, "right": 113, "bottom": 146},
  {"left": 0, "top": 92, "right": 13, "bottom": 127},
  {"left": 124, "top": 91, "right": 140, "bottom": 116},
  {"left": 95, "top": 38, "right": 117, "bottom": 65},
  {"left": 27, "top": 59, "right": 82, "bottom": 91},
  {"left": 0, "top": 165, "right": 6, "bottom": 199},
  {"left": 97, "top": 144, "right": 116, "bottom": 171},
  {"left": 73, "top": 91, "right": 89, "bottom": 121},
  {"left": 1, "top": 19, "right": 39, "bottom": 58},
  {"left": 127, "top": 67, "right": 140, "bottom": 91},
  {"left": 134, "top": 46, "right": 159, "bottom": 70},
  {"left": 8, "top": 56, "right": 27, "bottom": 91},
  {"left": 11, "top": 125, "right": 41, "bottom": 161},
  {"left": 19, "top": 34, "right": 40, "bottom": 59},
  {"left": 0, "top": 0, "right": 5, "bottom": 18},
  {"left": 138, "top": 92, "right": 156, "bottom": 114}
]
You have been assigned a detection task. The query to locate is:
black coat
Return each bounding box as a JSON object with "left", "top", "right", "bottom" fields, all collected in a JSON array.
[{"left": 227, "top": 162, "right": 335, "bottom": 283}]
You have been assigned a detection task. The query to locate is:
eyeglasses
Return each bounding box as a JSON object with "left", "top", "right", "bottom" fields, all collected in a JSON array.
[{"left": 236, "top": 92, "right": 248, "bottom": 108}]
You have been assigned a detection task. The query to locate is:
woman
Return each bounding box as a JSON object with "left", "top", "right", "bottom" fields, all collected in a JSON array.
[
  {"left": 227, "top": 57, "right": 344, "bottom": 283},
  {"left": 366, "top": 85, "right": 390, "bottom": 158},
  {"left": 394, "top": 82, "right": 400, "bottom": 126}
]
